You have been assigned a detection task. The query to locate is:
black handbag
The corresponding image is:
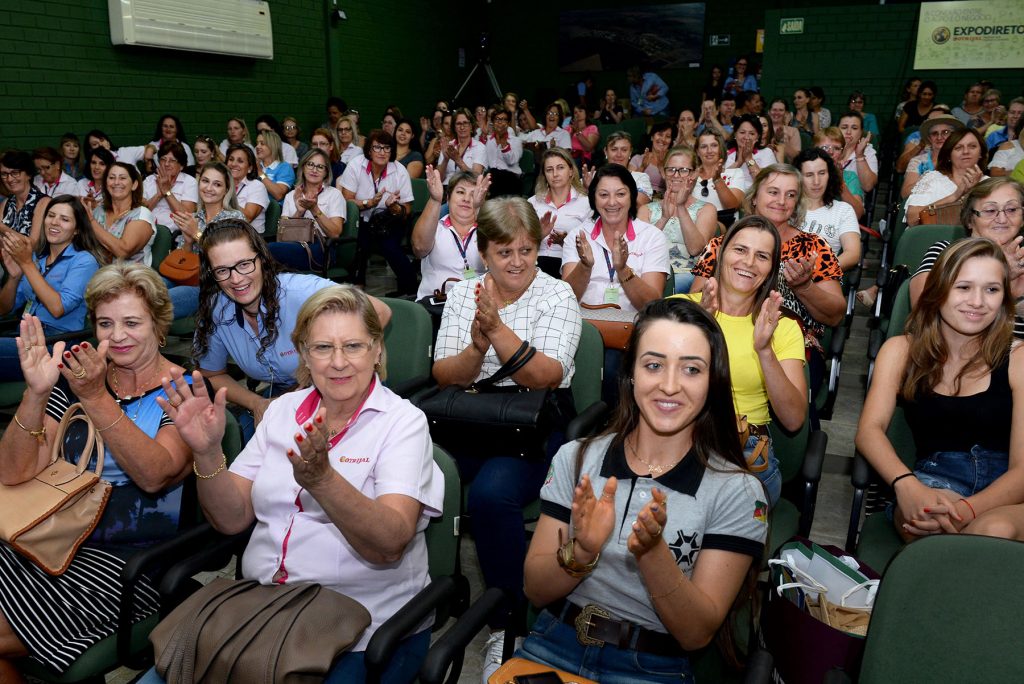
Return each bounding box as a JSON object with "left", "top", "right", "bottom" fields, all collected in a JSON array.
[{"left": 414, "top": 342, "right": 557, "bottom": 460}]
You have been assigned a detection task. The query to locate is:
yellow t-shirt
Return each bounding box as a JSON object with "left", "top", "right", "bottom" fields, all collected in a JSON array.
[{"left": 673, "top": 293, "right": 805, "bottom": 424}]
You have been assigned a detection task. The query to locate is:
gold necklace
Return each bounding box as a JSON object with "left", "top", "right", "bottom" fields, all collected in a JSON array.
[
  {"left": 491, "top": 272, "right": 535, "bottom": 307},
  {"left": 111, "top": 362, "right": 164, "bottom": 402},
  {"left": 627, "top": 435, "right": 684, "bottom": 477}
]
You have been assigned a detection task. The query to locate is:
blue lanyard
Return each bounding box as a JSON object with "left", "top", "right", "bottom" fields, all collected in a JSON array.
[
  {"left": 449, "top": 227, "right": 476, "bottom": 270},
  {"left": 601, "top": 246, "right": 616, "bottom": 282}
]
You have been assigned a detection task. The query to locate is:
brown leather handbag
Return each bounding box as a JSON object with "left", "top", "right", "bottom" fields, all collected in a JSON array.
[
  {"left": 151, "top": 577, "right": 371, "bottom": 683},
  {"left": 580, "top": 302, "right": 635, "bottom": 351},
  {"left": 0, "top": 403, "right": 112, "bottom": 575},
  {"left": 159, "top": 249, "right": 201, "bottom": 285},
  {"left": 278, "top": 217, "right": 329, "bottom": 273},
  {"left": 918, "top": 199, "right": 962, "bottom": 225}
]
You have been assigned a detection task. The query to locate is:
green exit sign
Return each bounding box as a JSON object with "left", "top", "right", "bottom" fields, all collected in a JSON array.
[{"left": 780, "top": 17, "right": 804, "bottom": 35}]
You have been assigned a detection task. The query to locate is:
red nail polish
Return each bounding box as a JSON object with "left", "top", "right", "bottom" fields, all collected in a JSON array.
[
  {"left": 72, "top": 346, "right": 80, "bottom": 352},
  {"left": 316, "top": 415, "right": 323, "bottom": 424},
  {"left": 57, "top": 363, "right": 63, "bottom": 369},
  {"left": 287, "top": 449, "right": 295, "bottom": 457},
  {"left": 304, "top": 423, "right": 313, "bottom": 432},
  {"left": 81, "top": 341, "right": 90, "bottom": 349},
  {"left": 63, "top": 351, "right": 71, "bottom": 359},
  {"left": 296, "top": 434, "right": 304, "bottom": 443},
  {"left": 923, "top": 507, "right": 932, "bottom": 514}
]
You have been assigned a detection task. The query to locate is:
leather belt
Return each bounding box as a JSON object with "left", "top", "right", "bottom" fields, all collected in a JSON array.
[
  {"left": 747, "top": 422, "right": 770, "bottom": 437},
  {"left": 550, "top": 599, "right": 683, "bottom": 657}
]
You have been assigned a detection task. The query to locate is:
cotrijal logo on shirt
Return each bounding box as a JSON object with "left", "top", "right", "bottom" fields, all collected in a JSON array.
[{"left": 338, "top": 455, "right": 371, "bottom": 464}]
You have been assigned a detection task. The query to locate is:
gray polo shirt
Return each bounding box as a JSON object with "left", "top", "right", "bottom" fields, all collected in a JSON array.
[{"left": 540, "top": 433, "right": 767, "bottom": 633}]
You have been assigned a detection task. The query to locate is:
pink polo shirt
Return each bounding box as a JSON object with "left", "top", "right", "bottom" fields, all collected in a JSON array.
[{"left": 229, "top": 380, "right": 444, "bottom": 651}]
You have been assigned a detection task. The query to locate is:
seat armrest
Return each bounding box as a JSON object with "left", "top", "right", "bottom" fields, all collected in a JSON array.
[
  {"left": 419, "top": 587, "right": 507, "bottom": 684},
  {"left": 742, "top": 647, "right": 774, "bottom": 684},
  {"left": 798, "top": 429, "right": 827, "bottom": 538},
  {"left": 364, "top": 576, "right": 456, "bottom": 683},
  {"left": 566, "top": 401, "right": 609, "bottom": 442}
]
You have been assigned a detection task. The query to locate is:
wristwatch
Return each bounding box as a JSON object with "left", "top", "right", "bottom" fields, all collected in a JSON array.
[
  {"left": 620, "top": 267, "right": 636, "bottom": 284},
  {"left": 259, "top": 173, "right": 268, "bottom": 181},
  {"left": 163, "top": 190, "right": 172, "bottom": 198},
  {"left": 362, "top": 199, "right": 369, "bottom": 209},
  {"left": 746, "top": 159, "right": 756, "bottom": 168}
]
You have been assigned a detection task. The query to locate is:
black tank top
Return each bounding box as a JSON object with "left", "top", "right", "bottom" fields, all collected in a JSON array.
[{"left": 901, "top": 353, "right": 1012, "bottom": 458}]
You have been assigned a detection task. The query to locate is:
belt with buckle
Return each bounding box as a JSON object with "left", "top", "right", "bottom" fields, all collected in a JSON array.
[
  {"left": 747, "top": 422, "right": 770, "bottom": 437},
  {"left": 551, "top": 599, "right": 682, "bottom": 657}
]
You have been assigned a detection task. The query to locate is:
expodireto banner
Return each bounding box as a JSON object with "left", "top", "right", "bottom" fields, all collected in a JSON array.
[{"left": 915, "top": 0, "right": 1024, "bottom": 70}]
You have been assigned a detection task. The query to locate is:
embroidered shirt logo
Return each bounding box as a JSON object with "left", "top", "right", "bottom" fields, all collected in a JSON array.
[{"left": 338, "top": 455, "right": 370, "bottom": 464}]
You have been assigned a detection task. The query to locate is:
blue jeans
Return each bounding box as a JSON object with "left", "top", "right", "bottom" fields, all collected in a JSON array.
[
  {"left": 517, "top": 610, "right": 693, "bottom": 684},
  {"left": 457, "top": 453, "right": 553, "bottom": 628},
  {"left": 672, "top": 270, "right": 695, "bottom": 295},
  {"left": 168, "top": 285, "right": 200, "bottom": 319},
  {"left": 914, "top": 445, "right": 1008, "bottom": 497},
  {"left": 269, "top": 240, "right": 329, "bottom": 272},
  {"left": 137, "top": 629, "right": 429, "bottom": 684},
  {"left": 744, "top": 434, "right": 781, "bottom": 509}
]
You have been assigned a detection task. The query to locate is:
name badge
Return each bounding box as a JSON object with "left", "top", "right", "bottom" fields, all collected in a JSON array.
[
  {"left": 603, "top": 285, "right": 621, "bottom": 305},
  {"left": 463, "top": 267, "right": 478, "bottom": 279}
]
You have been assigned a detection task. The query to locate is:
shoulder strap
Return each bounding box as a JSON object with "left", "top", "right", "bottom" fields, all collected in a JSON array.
[{"left": 471, "top": 341, "right": 536, "bottom": 390}]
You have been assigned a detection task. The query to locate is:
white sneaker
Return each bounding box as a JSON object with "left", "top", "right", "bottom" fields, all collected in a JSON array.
[{"left": 481, "top": 630, "right": 506, "bottom": 684}]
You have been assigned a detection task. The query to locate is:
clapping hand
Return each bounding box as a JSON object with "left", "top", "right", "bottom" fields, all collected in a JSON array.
[
  {"left": 855, "top": 132, "right": 872, "bottom": 157},
  {"left": 753, "top": 291, "right": 783, "bottom": 351},
  {"left": 581, "top": 163, "right": 596, "bottom": 190},
  {"left": 699, "top": 276, "right": 720, "bottom": 316},
  {"left": 474, "top": 278, "right": 503, "bottom": 336},
  {"left": 285, "top": 408, "right": 336, "bottom": 490},
  {"left": 157, "top": 369, "right": 228, "bottom": 458},
  {"left": 16, "top": 315, "right": 65, "bottom": 398},
  {"left": 60, "top": 340, "right": 110, "bottom": 402},
  {"left": 610, "top": 231, "right": 630, "bottom": 273},
  {"left": 425, "top": 165, "right": 444, "bottom": 203},
  {"left": 571, "top": 474, "right": 617, "bottom": 559},
  {"left": 170, "top": 211, "right": 200, "bottom": 242},
  {"left": 783, "top": 253, "right": 816, "bottom": 291},
  {"left": 472, "top": 172, "right": 492, "bottom": 208},
  {"left": 575, "top": 231, "right": 595, "bottom": 268},
  {"left": 627, "top": 488, "right": 667, "bottom": 559}
]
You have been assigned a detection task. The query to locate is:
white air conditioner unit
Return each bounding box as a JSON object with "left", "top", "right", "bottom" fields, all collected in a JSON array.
[{"left": 108, "top": 0, "right": 273, "bottom": 60}]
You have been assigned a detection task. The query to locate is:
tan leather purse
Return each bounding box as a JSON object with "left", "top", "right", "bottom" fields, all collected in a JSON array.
[
  {"left": 159, "top": 248, "right": 201, "bottom": 285},
  {"left": 919, "top": 199, "right": 962, "bottom": 226},
  {"left": 276, "top": 217, "right": 317, "bottom": 243},
  {"left": 580, "top": 302, "right": 635, "bottom": 351},
  {"left": 151, "top": 578, "right": 371, "bottom": 683},
  {"left": 0, "top": 403, "right": 112, "bottom": 575}
]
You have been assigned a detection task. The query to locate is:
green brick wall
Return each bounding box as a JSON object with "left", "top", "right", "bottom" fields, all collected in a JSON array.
[
  {"left": 0, "top": 0, "right": 469, "bottom": 151},
  {"left": 762, "top": 4, "right": 1024, "bottom": 144}
]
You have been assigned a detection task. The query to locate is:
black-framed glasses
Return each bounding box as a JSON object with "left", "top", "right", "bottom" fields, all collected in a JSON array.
[
  {"left": 212, "top": 257, "right": 258, "bottom": 281},
  {"left": 665, "top": 166, "right": 694, "bottom": 177},
  {"left": 305, "top": 162, "right": 328, "bottom": 172},
  {"left": 371, "top": 144, "right": 391, "bottom": 153}
]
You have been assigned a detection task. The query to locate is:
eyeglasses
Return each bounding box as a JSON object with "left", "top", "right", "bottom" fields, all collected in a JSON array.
[
  {"left": 849, "top": 98, "right": 864, "bottom": 104},
  {"left": 283, "top": 124, "right": 297, "bottom": 130},
  {"left": 971, "top": 206, "right": 1021, "bottom": 220},
  {"left": 0, "top": 170, "right": 25, "bottom": 179},
  {"left": 305, "top": 162, "right": 328, "bottom": 172},
  {"left": 371, "top": 144, "right": 391, "bottom": 153},
  {"left": 304, "top": 341, "right": 373, "bottom": 360},
  {"left": 336, "top": 126, "right": 353, "bottom": 133},
  {"left": 818, "top": 145, "right": 841, "bottom": 153},
  {"left": 664, "top": 166, "right": 694, "bottom": 176},
  {"left": 212, "top": 257, "right": 258, "bottom": 281}
]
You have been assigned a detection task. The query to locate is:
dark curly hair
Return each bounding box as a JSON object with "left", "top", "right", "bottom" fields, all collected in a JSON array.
[{"left": 192, "top": 218, "right": 283, "bottom": 367}]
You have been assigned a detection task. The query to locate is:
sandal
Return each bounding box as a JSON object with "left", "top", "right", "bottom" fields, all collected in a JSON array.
[{"left": 856, "top": 288, "right": 877, "bottom": 308}]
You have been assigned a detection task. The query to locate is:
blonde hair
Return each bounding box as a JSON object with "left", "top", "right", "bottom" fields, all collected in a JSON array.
[
  {"left": 86, "top": 262, "right": 173, "bottom": 338},
  {"left": 742, "top": 163, "right": 806, "bottom": 228},
  {"left": 813, "top": 127, "right": 844, "bottom": 146},
  {"left": 290, "top": 285, "right": 387, "bottom": 388},
  {"left": 533, "top": 147, "right": 586, "bottom": 197},
  {"left": 257, "top": 129, "right": 284, "bottom": 164}
]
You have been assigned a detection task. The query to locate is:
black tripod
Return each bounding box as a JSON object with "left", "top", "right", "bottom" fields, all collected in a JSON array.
[{"left": 452, "top": 33, "right": 503, "bottom": 105}]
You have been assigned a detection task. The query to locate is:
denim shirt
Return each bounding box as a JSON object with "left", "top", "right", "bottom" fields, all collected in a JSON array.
[{"left": 15, "top": 244, "right": 100, "bottom": 333}]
